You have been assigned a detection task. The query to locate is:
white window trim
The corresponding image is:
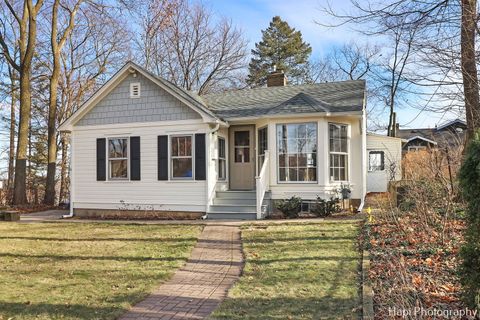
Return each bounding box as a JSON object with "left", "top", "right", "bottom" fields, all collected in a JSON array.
[
  {"left": 276, "top": 122, "right": 318, "bottom": 184},
  {"left": 368, "top": 150, "right": 385, "bottom": 172},
  {"left": 218, "top": 136, "right": 227, "bottom": 181},
  {"left": 170, "top": 134, "right": 194, "bottom": 180},
  {"left": 107, "top": 137, "right": 130, "bottom": 181},
  {"left": 328, "top": 122, "right": 350, "bottom": 183},
  {"left": 257, "top": 126, "right": 268, "bottom": 175},
  {"left": 130, "top": 82, "right": 141, "bottom": 98}
]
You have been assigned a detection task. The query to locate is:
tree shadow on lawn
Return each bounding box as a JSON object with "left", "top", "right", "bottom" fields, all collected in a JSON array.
[
  {"left": 214, "top": 255, "right": 361, "bottom": 319},
  {"left": 0, "top": 293, "right": 144, "bottom": 320},
  {"left": 0, "top": 236, "right": 198, "bottom": 242},
  {"left": 212, "top": 296, "right": 360, "bottom": 320},
  {"left": 245, "top": 235, "right": 356, "bottom": 243},
  {"left": 0, "top": 252, "right": 188, "bottom": 262}
]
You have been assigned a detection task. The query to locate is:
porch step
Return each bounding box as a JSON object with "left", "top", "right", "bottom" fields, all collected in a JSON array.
[
  {"left": 207, "top": 212, "right": 257, "bottom": 220},
  {"left": 207, "top": 190, "right": 270, "bottom": 220},
  {"left": 216, "top": 190, "right": 256, "bottom": 200},
  {"left": 209, "top": 204, "right": 256, "bottom": 213}
]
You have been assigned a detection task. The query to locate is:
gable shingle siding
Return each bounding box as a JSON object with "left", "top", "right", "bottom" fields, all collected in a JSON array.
[{"left": 76, "top": 73, "right": 201, "bottom": 126}]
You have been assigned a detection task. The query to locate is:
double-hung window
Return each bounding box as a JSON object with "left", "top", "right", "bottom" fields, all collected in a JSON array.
[
  {"left": 277, "top": 123, "right": 317, "bottom": 182},
  {"left": 329, "top": 123, "right": 348, "bottom": 181},
  {"left": 108, "top": 138, "right": 128, "bottom": 180},
  {"left": 218, "top": 137, "right": 226, "bottom": 180},
  {"left": 171, "top": 135, "right": 193, "bottom": 179}
]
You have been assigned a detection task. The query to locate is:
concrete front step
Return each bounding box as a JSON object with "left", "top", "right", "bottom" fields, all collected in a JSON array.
[
  {"left": 216, "top": 190, "right": 256, "bottom": 200},
  {"left": 213, "top": 198, "right": 256, "bottom": 205},
  {"left": 207, "top": 212, "right": 257, "bottom": 220},
  {"left": 209, "top": 204, "right": 257, "bottom": 213}
]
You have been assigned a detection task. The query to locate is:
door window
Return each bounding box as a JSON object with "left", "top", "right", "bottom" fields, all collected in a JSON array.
[{"left": 234, "top": 131, "right": 250, "bottom": 163}]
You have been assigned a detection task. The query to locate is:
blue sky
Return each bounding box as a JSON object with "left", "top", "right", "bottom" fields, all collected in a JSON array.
[{"left": 207, "top": 0, "right": 462, "bottom": 130}]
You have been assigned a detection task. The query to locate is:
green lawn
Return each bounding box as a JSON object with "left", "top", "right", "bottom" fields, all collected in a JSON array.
[
  {"left": 211, "top": 220, "right": 361, "bottom": 320},
  {"left": 0, "top": 223, "right": 202, "bottom": 320}
]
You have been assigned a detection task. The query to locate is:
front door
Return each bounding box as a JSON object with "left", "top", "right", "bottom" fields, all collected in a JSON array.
[{"left": 229, "top": 125, "right": 255, "bottom": 190}]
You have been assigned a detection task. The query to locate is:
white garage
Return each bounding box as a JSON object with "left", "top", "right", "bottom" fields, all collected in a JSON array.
[{"left": 366, "top": 133, "right": 403, "bottom": 193}]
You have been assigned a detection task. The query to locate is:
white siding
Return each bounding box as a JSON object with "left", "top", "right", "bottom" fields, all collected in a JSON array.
[
  {"left": 232, "top": 115, "right": 365, "bottom": 200},
  {"left": 72, "top": 120, "right": 209, "bottom": 212},
  {"left": 366, "top": 133, "right": 402, "bottom": 192}
]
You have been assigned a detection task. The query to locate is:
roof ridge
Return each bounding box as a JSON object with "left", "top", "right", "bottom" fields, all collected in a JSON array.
[{"left": 201, "top": 79, "right": 366, "bottom": 98}]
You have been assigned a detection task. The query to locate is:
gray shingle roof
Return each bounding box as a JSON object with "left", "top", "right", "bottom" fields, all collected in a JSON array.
[
  {"left": 396, "top": 119, "right": 466, "bottom": 147},
  {"left": 200, "top": 80, "right": 365, "bottom": 120}
]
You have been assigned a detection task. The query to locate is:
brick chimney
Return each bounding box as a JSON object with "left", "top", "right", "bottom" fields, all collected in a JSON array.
[{"left": 267, "top": 65, "right": 287, "bottom": 87}]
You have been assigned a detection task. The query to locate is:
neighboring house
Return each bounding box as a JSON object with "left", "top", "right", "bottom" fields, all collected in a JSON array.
[
  {"left": 366, "top": 133, "right": 403, "bottom": 193},
  {"left": 396, "top": 119, "right": 466, "bottom": 153},
  {"left": 59, "top": 61, "right": 398, "bottom": 220}
]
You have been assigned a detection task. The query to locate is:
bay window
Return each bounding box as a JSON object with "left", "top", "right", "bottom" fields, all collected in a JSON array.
[
  {"left": 329, "top": 123, "right": 348, "bottom": 181},
  {"left": 171, "top": 135, "right": 193, "bottom": 179},
  {"left": 277, "top": 123, "right": 317, "bottom": 182},
  {"left": 108, "top": 138, "right": 128, "bottom": 180}
]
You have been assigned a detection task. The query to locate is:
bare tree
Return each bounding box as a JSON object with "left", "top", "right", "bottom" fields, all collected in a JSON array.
[
  {"left": 320, "top": 1, "right": 479, "bottom": 142},
  {"left": 0, "top": 0, "right": 45, "bottom": 205},
  {"left": 137, "top": 0, "right": 248, "bottom": 94},
  {"left": 0, "top": 9, "right": 19, "bottom": 202},
  {"left": 44, "top": 0, "right": 83, "bottom": 205},
  {"left": 55, "top": 6, "right": 129, "bottom": 203},
  {"left": 460, "top": 0, "right": 479, "bottom": 142}
]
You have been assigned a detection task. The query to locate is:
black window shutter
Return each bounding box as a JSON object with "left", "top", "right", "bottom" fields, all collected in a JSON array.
[
  {"left": 130, "top": 136, "right": 141, "bottom": 180},
  {"left": 158, "top": 135, "right": 168, "bottom": 180},
  {"left": 96, "top": 138, "right": 106, "bottom": 181},
  {"left": 195, "top": 133, "right": 206, "bottom": 180}
]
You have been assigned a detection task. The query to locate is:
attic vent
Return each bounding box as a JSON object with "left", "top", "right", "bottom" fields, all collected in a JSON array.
[{"left": 130, "top": 83, "right": 141, "bottom": 98}]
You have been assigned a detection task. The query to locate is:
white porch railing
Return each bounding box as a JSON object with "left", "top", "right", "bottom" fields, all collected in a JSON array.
[{"left": 255, "top": 150, "right": 270, "bottom": 219}]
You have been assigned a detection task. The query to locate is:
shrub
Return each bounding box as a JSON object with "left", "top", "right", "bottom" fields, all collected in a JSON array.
[
  {"left": 310, "top": 196, "right": 340, "bottom": 217},
  {"left": 458, "top": 131, "right": 480, "bottom": 310},
  {"left": 276, "top": 196, "right": 302, "bottom": 218}
]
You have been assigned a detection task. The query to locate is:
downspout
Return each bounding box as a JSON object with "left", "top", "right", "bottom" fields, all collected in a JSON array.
[
  {"left": 358, "top": 92, "right": 368, "bottom": 213},
  {"left": 63, "top": 131, "right": 74, "bottom": 218}
]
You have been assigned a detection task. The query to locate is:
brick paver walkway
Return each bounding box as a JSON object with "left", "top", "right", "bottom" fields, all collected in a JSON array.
[{"left": 118, "top": 225, "right": 243, "bottom": 320}]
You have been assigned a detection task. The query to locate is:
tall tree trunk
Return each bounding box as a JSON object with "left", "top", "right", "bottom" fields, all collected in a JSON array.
[
  {"left": 12, "top": 0, "right": 45, "bottom": 205},
  {"left": 461, "top": 0, "right": 480, "bottom": 143},
  {"left": 44, "top": 60, "right": 60, "bottom": 205},
  {"left": 44, "top": 0, "right": 81, "bottom": 205},
  {"left": 7, "top": 71, "right": 17, "bottom": 204},
  {"left": 59, "top": 133, "right": 69, "bottom": 204},
  {"left": 13, "top": 67, "right": 31, "bottom": 205}
]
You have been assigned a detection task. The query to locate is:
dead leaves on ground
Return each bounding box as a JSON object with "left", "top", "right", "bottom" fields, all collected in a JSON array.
[{"left": 366, "top": 213, "right": 468, "bottom": 319}]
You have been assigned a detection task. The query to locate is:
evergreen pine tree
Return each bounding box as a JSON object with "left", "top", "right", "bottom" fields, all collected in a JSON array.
[{"left": 247, "top": 16, "right": 312, "bottom": 87}]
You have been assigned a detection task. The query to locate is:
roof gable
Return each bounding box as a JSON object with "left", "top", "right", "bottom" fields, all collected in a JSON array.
[
  {"left": 59, "top": 62, "right": 220, "bottom": 131},
  {"left": 267, "top": 92, "right": 331, "bottom": 115},
  {"left": 76, "top": 72, "right": 202, "bottom": 126}
]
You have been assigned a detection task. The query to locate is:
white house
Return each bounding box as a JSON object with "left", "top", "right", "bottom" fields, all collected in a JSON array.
[{"left": 59, "top": 62, "right": 400, "bottom": 219}]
